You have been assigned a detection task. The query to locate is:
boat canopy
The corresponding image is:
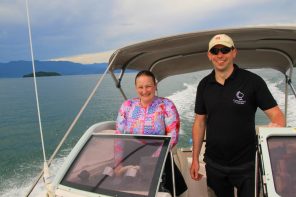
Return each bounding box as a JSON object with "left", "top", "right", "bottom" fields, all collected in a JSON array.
[{"left": 108, "top": 26, "right": 296, "bottom": 83}]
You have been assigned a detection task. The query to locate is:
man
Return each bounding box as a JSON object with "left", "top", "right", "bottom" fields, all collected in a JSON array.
[{"left": 190, "top": 34, "right": 285, "bottom": 197}]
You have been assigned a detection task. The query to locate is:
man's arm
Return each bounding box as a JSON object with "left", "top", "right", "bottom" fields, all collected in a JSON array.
[
  {"left": 264, "top": 106, "right": 285, "bottom": 127},
  {"left": 190, "top": 114, "right": 206, "bottom": 181}
]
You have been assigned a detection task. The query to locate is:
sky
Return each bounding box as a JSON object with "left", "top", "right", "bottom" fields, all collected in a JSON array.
[{"left": 0, "top": 0, "right": 296, "bottom": 64}]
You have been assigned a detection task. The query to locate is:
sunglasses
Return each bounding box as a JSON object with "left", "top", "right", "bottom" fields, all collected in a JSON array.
[{"left": 209, "top": 47, "right": 233, "bottom": 55}]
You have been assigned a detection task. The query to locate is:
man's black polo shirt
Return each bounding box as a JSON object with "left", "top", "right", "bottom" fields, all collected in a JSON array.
[{"left": 195, "top": 64, "right": 277, "bottom": 166}]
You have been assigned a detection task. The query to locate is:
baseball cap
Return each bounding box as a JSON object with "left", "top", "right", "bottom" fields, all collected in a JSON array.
[{"left": 208, "top": 34, "right": 235, "bottom": 51}]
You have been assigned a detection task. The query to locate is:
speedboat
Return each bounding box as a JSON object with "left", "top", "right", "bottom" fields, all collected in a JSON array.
[{"left": 27, "top": 26, "right": 296, "bottom": 197}]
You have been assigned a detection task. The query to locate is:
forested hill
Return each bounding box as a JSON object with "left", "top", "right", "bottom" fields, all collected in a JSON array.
[{"left": 0, "top": 60, "right": 108, "bottom": 78}]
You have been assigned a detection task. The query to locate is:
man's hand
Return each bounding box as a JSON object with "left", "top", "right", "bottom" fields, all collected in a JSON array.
[
  {"left": 268, "top": 122, "right": 282, "bottom": 127},
  {"left": 190, "top": 159, "right": 203, "bottom": 181}
]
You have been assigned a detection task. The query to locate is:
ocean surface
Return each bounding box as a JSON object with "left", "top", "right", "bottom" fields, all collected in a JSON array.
[{"left": 1, "top": 69, "right": 296, "bottom": 196}]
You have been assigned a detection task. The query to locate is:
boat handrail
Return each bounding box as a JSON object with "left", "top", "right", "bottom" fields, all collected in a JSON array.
[{"left": 287, "top": 76, "right": 296, "bottom": 98}]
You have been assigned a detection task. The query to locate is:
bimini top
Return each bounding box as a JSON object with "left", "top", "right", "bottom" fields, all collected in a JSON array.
[{"left": 108, "top": 26, "right": 296, "bottom": 82}]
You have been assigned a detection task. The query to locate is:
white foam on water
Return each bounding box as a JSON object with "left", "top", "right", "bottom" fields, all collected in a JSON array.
[
  {"left": 167, "top": 82, "right": 199, "bottom": 135},
  {"left": 168, "top": 82, "right": 197, "bottom": 120},
  {"left": 1, "top": 156, "right": 67, "bottom": 197},
  {"left": 263, "top": 77, "right": 296, "bottom": 126}
]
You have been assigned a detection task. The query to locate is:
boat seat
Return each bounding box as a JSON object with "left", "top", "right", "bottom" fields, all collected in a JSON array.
[{"left": 173, "top": 145, "right": 209, "bottom": 197}]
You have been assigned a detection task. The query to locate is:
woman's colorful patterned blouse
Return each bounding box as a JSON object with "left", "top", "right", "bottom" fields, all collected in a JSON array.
[{"left": 116, "top": 96, "right": 180, "bottom": 147}]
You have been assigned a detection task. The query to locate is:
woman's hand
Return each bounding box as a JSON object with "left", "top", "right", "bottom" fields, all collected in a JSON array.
[{"left": 114, "top": 165, "right": 140, "bottom": 176}]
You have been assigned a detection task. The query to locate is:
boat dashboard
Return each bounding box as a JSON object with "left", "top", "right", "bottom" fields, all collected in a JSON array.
[{"left": 53, "top": 122, "right": 172, "bottom": 197}]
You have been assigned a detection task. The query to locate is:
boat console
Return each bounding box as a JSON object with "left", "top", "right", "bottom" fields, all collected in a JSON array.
[
  {"left": 53, "top": 122, "right": 173, "bottom": 197},
  {"left": 257, "top": 127, "right": 296, "bottom": 197}
]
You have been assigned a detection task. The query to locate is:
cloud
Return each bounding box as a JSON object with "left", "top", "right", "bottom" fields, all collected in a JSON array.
[
  {"left": 102, "top": 0, "right": 277, "bottom": 44},
  {"left": 0, "top": 0, "right": 26, "bottom": 25},
  {"left": 50, "top": 50, "right": 114, "bottom": 64},
  {"left": 0, "top": 0, "right": 296, "bottom": 62}
]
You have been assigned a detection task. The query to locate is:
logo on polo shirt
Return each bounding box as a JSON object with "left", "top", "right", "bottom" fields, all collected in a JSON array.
[{"left": 233, "top": 91, "right": 246, "bottom": 104}]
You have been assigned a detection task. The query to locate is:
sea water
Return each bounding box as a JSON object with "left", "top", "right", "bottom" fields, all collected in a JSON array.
[{"left": 0, "top": 69, "right": 296, "bottom": 196}]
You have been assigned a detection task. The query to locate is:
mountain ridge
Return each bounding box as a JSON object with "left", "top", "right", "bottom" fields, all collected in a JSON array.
[{"left": 0, "top": 60, "right": 108, "bottom": 78}]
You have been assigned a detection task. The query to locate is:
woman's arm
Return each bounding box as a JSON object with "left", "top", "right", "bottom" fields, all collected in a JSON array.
[
  {"left": 164, "top": 99, "right": 180, "bottom": 148},
  {"left": 114, "top": 101, "right": 129, "bottom": 167}
]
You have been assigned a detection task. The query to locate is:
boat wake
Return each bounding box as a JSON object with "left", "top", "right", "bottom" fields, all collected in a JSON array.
[
  {"left": 168, "top": 83, "right": 197, "bottom": 129},
  {"left": 1, "top": 153, "right": 67, "bottom": 197},
  {"left": 265, "top": 78, "right": 296, "bottom": 126}
]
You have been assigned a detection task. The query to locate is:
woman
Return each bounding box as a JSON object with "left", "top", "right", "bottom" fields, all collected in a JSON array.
[
  {"left": 115, "top": 70, "right": 187, "bottom": 196},
  {"left": 116, "top": 70, "right": 180, "bottom": 147}
]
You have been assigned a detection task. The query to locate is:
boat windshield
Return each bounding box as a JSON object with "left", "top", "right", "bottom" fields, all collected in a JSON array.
[
  {"left": 267, "top": 136, "right": 296, "bottom": 197},
  {"left": 60, "top": 134, "right": 171, "bottom": 197}
]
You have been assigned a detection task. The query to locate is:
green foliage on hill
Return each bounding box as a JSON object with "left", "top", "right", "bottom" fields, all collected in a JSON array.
[{"left": 23, "top": 71, "right": 61, "bottom": 78}]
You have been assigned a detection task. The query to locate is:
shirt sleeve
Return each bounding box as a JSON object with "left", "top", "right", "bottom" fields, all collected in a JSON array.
[
  {"left": 195, "top": 78, "right": 207, "bottom": 115},
  {"left": 116, "top": 100, "right": 130, "bottom": 134},
  {"left": 114, "top": 100, "right": 130, "bottom": 165},
  {"left": 163, "top": 98, "right": 180, "bottom": 147}
]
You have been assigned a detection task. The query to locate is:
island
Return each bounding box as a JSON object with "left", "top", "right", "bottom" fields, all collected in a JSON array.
[{"left": 23, "top": 71, "right": 62, "bottom": 78}]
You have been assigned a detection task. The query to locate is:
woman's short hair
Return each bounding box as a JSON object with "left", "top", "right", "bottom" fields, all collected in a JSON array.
[{"left": 135, "top": 70, "right": 156, "bottom": 85}]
